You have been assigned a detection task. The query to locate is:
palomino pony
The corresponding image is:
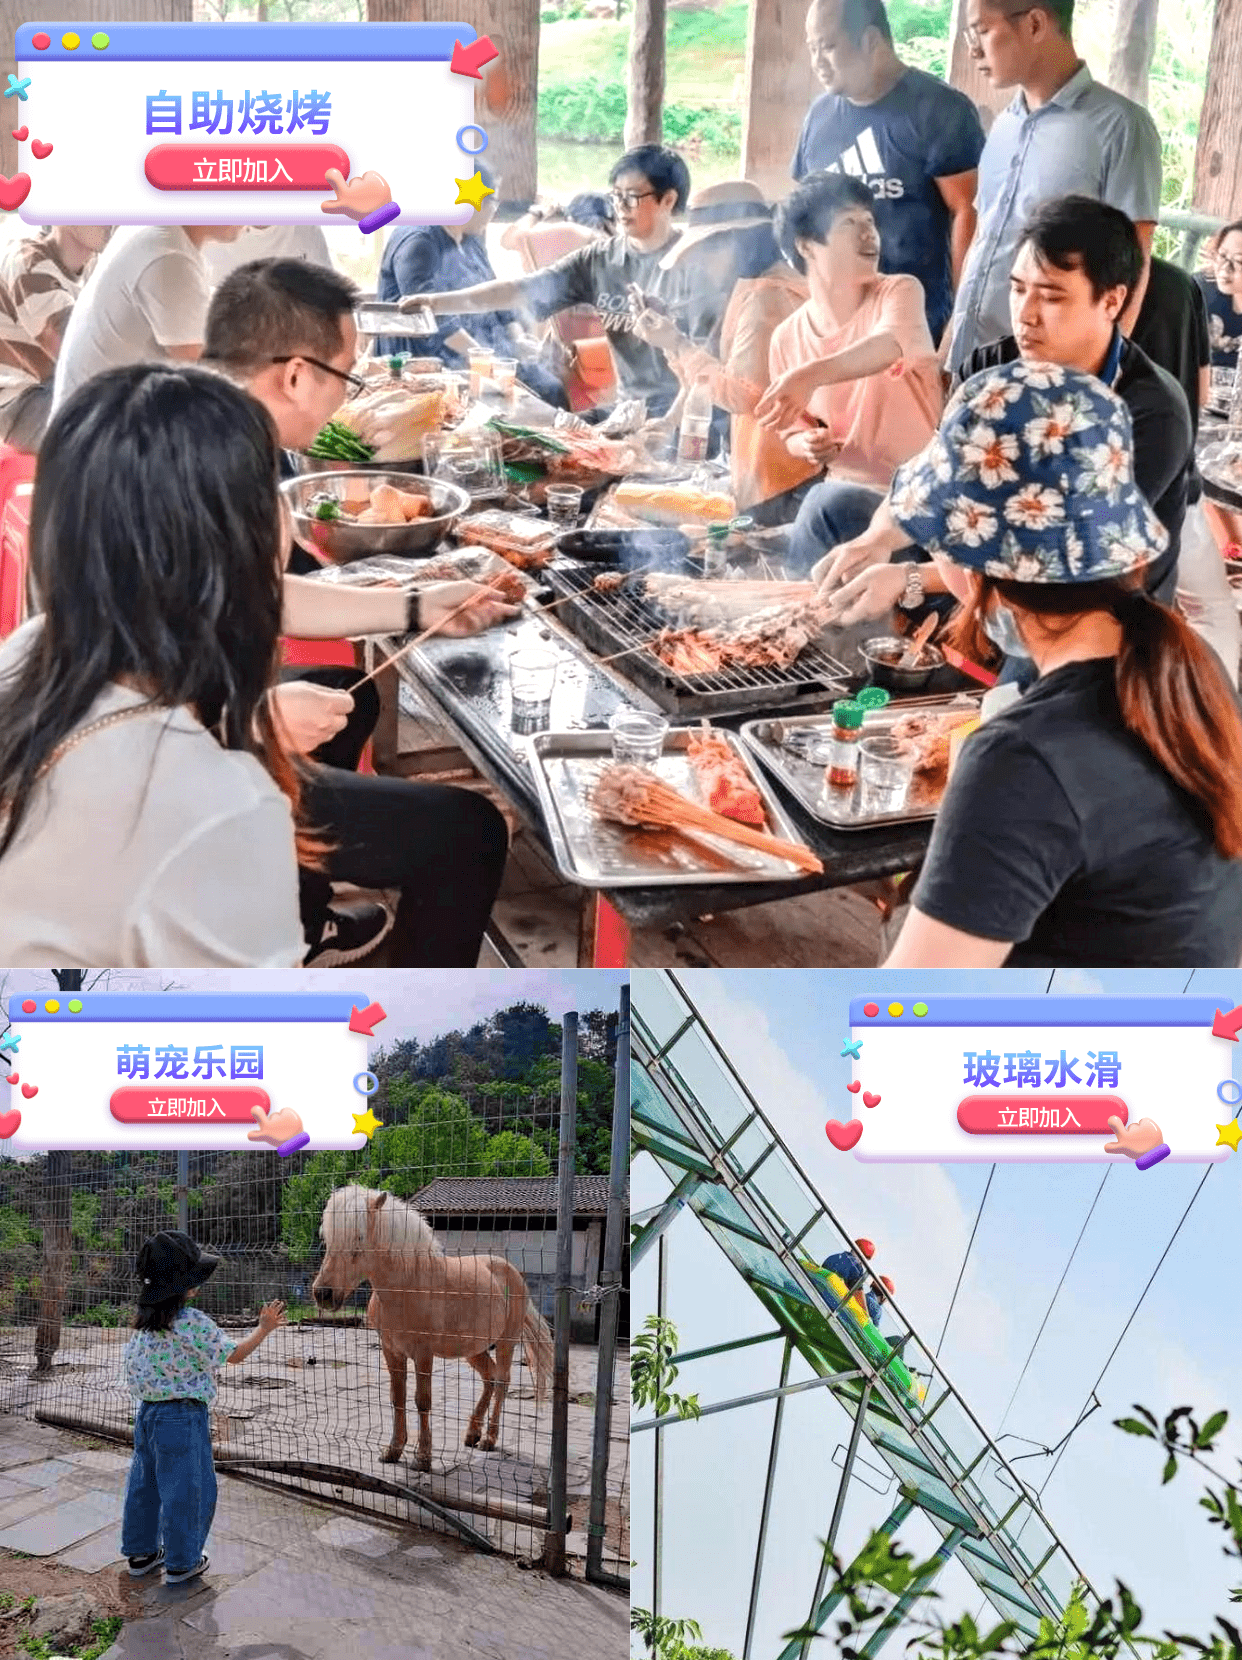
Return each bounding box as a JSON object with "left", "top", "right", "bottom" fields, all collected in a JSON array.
[{"left": 312, "top": 1185, "right": 554, "bottom": 1471}]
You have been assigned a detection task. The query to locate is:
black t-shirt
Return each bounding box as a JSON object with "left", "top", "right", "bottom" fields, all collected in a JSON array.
[
  {"left": 911, "top": 658, "right": 1242, "bottom": 966},
  {"left": 791, "top": 68, "right": 985, "bottom": 342},
  {"left": 522, "top": 232, "right": 687, "bottom": 408},
  {"left": 1132, "top": 256, "right": 1209, "bottom": 505},
  {"left": 962, "top": 335, "right": 1192, "bottom": 602}
]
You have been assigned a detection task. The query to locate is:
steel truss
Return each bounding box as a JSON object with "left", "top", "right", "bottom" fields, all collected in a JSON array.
[{"left": 631, "top": 970, "right": 1133, "bottom": 1659}]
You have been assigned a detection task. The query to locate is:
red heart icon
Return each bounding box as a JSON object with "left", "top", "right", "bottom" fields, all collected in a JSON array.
[
  {"left": 825, "top": 1119, "right": 863, "bottom": 1151},
  {"left": 846, "top": 1080, "right": 861, "bottom": 1094},
  {"left": 30, "top": 140, "right": 51, "bottom": 161},
  {"left": 21, "top": 1083, "right": 37, "bottom": 1099},
  {"left": 10, "top": 126, "right": 26, "bottom": 142},
  {"left": 5, "top": 1073, "right": 16, "bottom": 1086},
  {"left": 0, "top": 174, "right": 30, "bottom": 211},
  {"left": 0, "top": 1109, "right": 20, "bottom": 1138},
  {"left": 863, "top": 1091, "right": 881, "bottom": 1109}
]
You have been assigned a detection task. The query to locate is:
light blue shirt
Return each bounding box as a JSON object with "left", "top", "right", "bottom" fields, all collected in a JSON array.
[
  {"left": 124, "top": 1307, "right": 236, "bottom": 1405},
  {"left": 947, "top": 63, "right": 1161, "bottom": 372}
]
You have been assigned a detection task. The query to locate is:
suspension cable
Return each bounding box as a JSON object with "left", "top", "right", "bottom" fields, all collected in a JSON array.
[{"left": 935, "top": 1164, "right": 996, "bottom": 1360}]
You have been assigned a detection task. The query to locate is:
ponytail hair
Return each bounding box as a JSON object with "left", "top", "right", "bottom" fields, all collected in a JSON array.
[{"left": 946, "top": 573, "right": 1242, "bottom": 858}]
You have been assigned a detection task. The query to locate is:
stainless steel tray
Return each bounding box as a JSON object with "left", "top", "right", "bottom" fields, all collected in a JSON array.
[
  {"left": 354, "top": 301, "right": 437, "bottom": 336},
  {"left": 740, "top": 694, "right": 983, "bottom": 830},
  {"left": 525, "top": 727, "right": 817, "bottom": 887}
]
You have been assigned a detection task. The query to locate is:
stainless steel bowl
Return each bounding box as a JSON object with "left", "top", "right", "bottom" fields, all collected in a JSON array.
[
  {"left": 860, "top": 634, "right": 945, "bottom": 695},
  {"left": 280, "top": 470, "right": 471, "bottom": 565}
]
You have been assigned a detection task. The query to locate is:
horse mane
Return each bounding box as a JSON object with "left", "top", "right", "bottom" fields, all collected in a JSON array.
[{"left": 320, "top": 1185, "right": 443, "bottom": 1259}]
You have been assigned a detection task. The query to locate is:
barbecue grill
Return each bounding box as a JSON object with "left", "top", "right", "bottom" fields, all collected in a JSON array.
[{"left": 546, "top": 564, "right": 853, "bottom": 718}]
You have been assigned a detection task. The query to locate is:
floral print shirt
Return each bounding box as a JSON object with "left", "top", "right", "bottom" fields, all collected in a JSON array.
[{"left": 124, "top": 1307, "right": 236, "bottom": 1404}]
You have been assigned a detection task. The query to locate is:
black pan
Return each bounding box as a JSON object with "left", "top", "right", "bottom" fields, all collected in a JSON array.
[{"left": 553, "top": 527, "right": 694, "bottom": 570}]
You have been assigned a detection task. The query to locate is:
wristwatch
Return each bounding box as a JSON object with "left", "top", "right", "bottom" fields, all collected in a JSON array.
[
  {"left": 405, "top": 591, "right": 422, "bottom": 634},
  {"left": 897, "top": 566, "right": 924, "bottom": 611}
]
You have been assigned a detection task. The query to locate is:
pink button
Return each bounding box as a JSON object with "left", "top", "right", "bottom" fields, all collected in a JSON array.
[
  {"left": 863, "top": 1002, "right": 879, "bottom": 1018},
  {"left": 144, "top": 143, "right": 350, "bottom": 191},
  {"left": 111, "top": 1086, "right": 270, "bottom": 1124},
  {"left": 957, "top": 1096, "right": 1127, "bottom": 1135},
  {"left": 31, "top": 32, "right": 50, "bottom": 49}
]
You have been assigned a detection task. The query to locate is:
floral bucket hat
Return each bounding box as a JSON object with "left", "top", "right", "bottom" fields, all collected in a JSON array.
[{"left": 888, "top": 359, "right": 1168, "bottom": 582}]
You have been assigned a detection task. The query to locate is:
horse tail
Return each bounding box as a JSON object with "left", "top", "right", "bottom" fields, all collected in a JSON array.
[{"left": 522, "top": 1295, "right": 554, "bottom": 1404}]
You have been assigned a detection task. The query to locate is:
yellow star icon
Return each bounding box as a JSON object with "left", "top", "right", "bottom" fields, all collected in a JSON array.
[
  {"left": 352, "top": 1107, "right": 382, "bottom": 1141},
  {"left": 454, "top": 170, "right": 494, "bottom": 211},
  {"left": 1216, "top": 1119, "right": 1241, "bottom": 1152}
]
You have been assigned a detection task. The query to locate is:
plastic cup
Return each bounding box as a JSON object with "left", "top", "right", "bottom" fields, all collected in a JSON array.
[
  {"left": 510, "top": 648, "right": 558, "bottom": 733},
  {"left": 492, "top": 356, "right": 518, "bottom": 394},
  {"left": 858, "top": 736, "right": 914, "bottom": 814},
  {"left": 608, "top": 707, "right": 669, "bottom": 765},
  {"left": 468, "top": 350, "right": 494, "bottom": 397},
  {"left": 546, "top": 484, "right": 585, "bottom": 529}
]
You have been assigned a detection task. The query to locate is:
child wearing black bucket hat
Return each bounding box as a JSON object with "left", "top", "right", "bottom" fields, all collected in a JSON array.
[{"left": 120, "top": 1231, "right": 285, "bottom": 1584}]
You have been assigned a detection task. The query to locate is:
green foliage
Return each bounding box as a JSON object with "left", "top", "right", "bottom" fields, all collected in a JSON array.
[
  {"left": 19, "top": 1615, "right": 123, "bottom": 1660},
  {"left": 538, "top": 78, "right": 741, "bottom": 154},
  {"left": 631, "top": 1315, "right": 701, "bottom": 1422},
  {"left": 69, "top": 1303, "right": 128, "bottom": 1328},
  {"left": 631, "top": 1607, "right": 705, "bottom": 1656}
]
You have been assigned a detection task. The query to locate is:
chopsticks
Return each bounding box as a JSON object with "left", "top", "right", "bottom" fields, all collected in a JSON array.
[{"left": 351, "top": 589, "right": 508, "bottom": 689}]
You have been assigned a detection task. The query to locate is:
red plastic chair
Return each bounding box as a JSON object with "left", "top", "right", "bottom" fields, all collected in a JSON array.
[{"left": 0, "top": 445, "right": 36, "bottom": 640}]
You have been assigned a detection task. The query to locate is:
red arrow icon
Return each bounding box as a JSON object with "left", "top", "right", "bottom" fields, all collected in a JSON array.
[
  {"left": 450, "top": 36, "right": 500, "bottom": 78},
  {"left": 348, "top": 1002, "right": 387, "bottom": 1037},
  {"left": 1212, "top": 1005, "right": 1242, "bottom": 1041}
]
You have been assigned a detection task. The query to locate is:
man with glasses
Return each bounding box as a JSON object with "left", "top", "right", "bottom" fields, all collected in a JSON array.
[
  {"left": 202, "top": 257, "right": 515, "bottom": 966},
  {"left": 399, "top": 144, "right": 692, "bottom": 417},
  {"left": 51, "top": 223, "right": 245, "bottom": 412},
  {"left": 943, "top": 0, "right": 1160, "bottom": 376},
  {"left": 791, "top": 0, "right": 984, "bottom": 344}
]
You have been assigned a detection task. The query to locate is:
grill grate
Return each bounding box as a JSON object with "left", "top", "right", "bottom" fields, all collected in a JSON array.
[{"left": 545, "top": 565, "right": 852, "bottom": 718}]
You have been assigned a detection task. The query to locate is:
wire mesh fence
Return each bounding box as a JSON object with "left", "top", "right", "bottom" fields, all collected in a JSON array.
[{"left": 0, "top": 1077, "right": 628, "bottom": 1577}]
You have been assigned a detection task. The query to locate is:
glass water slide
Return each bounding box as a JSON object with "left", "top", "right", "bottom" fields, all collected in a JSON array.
[{"left": 631, "top": 971, "right": 1124, "bottom": 1660}]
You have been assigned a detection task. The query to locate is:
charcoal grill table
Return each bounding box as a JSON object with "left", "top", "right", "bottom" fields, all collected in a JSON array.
[{"left": 381, "top": 594, "right": 936, "bottom": 966}]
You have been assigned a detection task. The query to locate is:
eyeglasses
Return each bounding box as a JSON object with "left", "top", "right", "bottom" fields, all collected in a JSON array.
[
  {"left": 270, "top": 354, "right": 366, "bottom": 396},
  {"left": 610, "top": 189, "right": 658, "bottom": 211},
  {"left": 965, "top": 6, "right": 1034, "bottom": 49},
  {"left": 1217, "top": 255, "right": 1242, "bottom": 274}
]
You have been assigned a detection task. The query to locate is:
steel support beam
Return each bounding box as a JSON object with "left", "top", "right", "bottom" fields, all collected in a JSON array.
[
  {"left": 859, "top": 1527, "right": 966, "bottom": 1657},
  {"left": 634, "top": 1367, "right": 867, "bottom": 1433},
  {"left": 743, "top": 1338, "right": 793, "bottom": 1660},
  {"left": 631, "top": 1171, "right": 700, "bottom": 1270},
  {"left": 800, "top": 1381, "right": 874, "bottom": 1658},
  {"left": 774, "top": 1498, "right": 915, "bottom": 1660}
]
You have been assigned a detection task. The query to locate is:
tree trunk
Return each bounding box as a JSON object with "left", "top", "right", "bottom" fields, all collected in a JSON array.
[
  {"left": 741, "top": 0, "right": 820, "bottom": 199},
  {"left": 1193, "top": 0, "right": 1242, "bottom": 221},
  {"left": 625, "top": 0, "right": 666, "bottom": 150},
  {"left": 1106, "top": 0, "right": 1159, "bottom": 104},
  {"left": 365, "top": 0, "right": 541, "bottom": 202},
  {"left": 33, "top": 971, "right": 83, "bottom": 1375},
  {"left": 0, "top": 0, "right": 192, "bottom": 189}
]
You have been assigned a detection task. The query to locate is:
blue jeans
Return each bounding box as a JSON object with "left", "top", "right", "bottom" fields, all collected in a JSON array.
[
  {"left": 121, "top": 1399, "right": 217, "bottom": 1572},
  {"left": 787, "top": 481, "right": 885, "bottom": 576}
]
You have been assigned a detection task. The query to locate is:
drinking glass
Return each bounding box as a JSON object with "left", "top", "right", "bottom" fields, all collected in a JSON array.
[
  {"left": 492, "top": 356, "right": 518, "bottom": 395},
  {"left": 510, "top": 648, "right": 559, "bottom": 734},
  {"left": 858, "top": 736, "right": 914, "bottom": 814},
  {"left": 608, "top": 707, "right": 669, "bottom": 765},
  {"left": 545, "top": 484, "right": 585, "bottom": 529}
]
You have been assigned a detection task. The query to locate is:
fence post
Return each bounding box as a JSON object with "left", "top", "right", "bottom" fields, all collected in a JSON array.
[
  {"left": 541, "top": 1010, "right": 578, "bottom": 1575},
  {"left": 176, "top": 1150, "right": 189, "bottom": 1237},
  {"left": 35, "top": 971, "right": 82, "bottom": 1373},
  {"left": 586, "top": 984, "right": 629, "bottom": 1587}
]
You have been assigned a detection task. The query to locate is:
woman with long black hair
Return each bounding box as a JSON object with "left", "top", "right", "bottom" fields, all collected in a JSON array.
[
  {"left": 0, "top": 361, "right": 511, "bottom": 968},
  {"left": 0, "top": 363, "right": 308, "bottom": 963},
  {"left": 881, "top": 359, "right": 1242, "bottom": 968}
]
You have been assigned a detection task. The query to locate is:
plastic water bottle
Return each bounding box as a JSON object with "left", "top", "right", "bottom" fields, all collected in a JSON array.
[
  {"left": 677, "top": 374, "right": 713, "bottom": 465},
  {"left": 1230, "top": 356, "right": 1242, "bottom": 440}
]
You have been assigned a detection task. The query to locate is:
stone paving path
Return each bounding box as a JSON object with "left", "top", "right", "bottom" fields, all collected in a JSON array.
[{"left": 0, "top": 1417, "right": 626, "bottom": 1660}]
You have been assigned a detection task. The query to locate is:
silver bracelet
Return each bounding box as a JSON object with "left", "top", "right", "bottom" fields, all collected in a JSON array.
[{"left": 897, "top": 566, "right": 924, "bottom": 611}]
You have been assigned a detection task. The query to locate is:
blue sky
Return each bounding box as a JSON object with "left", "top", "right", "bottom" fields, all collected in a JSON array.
[{"left": 632, "top": 968, "right": 1242, "bottom": 1658}]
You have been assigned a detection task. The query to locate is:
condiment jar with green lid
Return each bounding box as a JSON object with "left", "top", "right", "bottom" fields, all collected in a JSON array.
[{"left": 827, "top": 698, "right": 865, "bottom": 789}]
